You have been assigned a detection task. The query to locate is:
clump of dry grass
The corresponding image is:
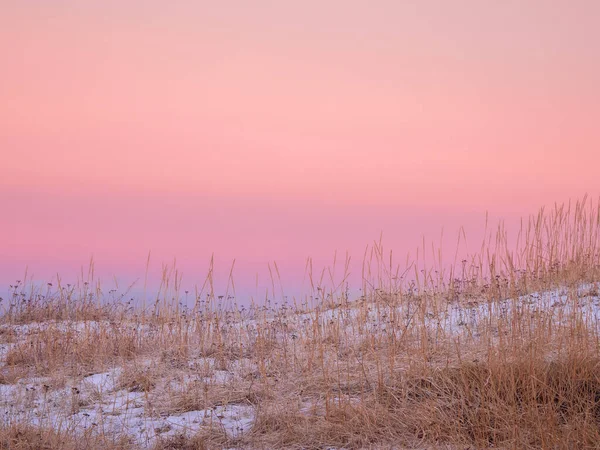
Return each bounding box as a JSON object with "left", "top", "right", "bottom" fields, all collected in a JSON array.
[
  {"left": 151, "top": 433, "right": 207, "bottom": 450},
  {"left": 4, "top": 325, "right": 146, "bottom": 377},
  {"left": 0, "top": 425, "right": 77, "bottom": 450},
  {"left": 250, "top": 400, "right": 398, "bottom": 449},
  {"left": 0, "top": 365, "right": 29, "bottom": 385},
  {"left": 151, "top": 427, "right": 230, "bottom": 450},
  {"left": 374, "top": 355, "right": 600, "bottom": 448},
  {"left": 159, "top": 378, "right": 264, "bottom": 416},
  {"left": 1, "top": 278, "right": 131, "bottom": 326},
  {"left": 117, "top": 363, "right": 159, "bottom": 393},
  {"left": 0, "top": 424, "right": 134, "bottom": 450},
  {"left": 0, "top": 328, "right": 16, "bottom": 344}
]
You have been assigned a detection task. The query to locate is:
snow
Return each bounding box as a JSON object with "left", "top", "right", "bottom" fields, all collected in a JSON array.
[
  {"left": 0, "top": 368, "right": 254, "bottom": 448},
  {"left": 1, "top": 281, "right": 599, "bottom": 447}
]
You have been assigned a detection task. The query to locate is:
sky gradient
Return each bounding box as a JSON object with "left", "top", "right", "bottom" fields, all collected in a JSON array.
[{"left": 2, "top": 1, "right": 599, "bottom": 301}]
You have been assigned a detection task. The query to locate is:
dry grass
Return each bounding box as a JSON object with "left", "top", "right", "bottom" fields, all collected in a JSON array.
[
  {"left": 151, "top": 427, "right": 231, "bottom": 450},
  {"left": 2, "top": 196, "right": 600, "bottom": 449},
  {"left": 161, "top": 379, "right": 266, "bottom": 415},
  {"left": 4, "top": 324, "right": 146, "bottom": 377},
  {"left": 0, "top": 423, "right": 134, "bottom": 450},
  {"left": 374, "top": 356, "right": 600, "bottom": 448},
  {"left": 117, "top": 363, "right": 159, "bottom": 393},
  {"left": 0, "top": 365, "right": 29, "bottom": 385}
]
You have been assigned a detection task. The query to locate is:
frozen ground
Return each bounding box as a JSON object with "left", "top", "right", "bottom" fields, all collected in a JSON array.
[
  {"left": 0, "top": 362, "right": 254, "bottom": 448},
  {"left": 1, "top": 282, "right": 599, "bottom": 448}
]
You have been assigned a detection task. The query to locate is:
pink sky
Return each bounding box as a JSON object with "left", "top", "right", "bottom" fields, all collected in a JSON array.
[{"left": 1, "top": 1, "right": 599, "bottom": 301}]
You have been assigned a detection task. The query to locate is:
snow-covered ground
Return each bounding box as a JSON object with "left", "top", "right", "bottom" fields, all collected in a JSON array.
[
  {"left": 1, "top": 282, "right": 599, "bottom": 447},
  {"left": 0, "top": 363, "right": 254, "bottom": 448}
]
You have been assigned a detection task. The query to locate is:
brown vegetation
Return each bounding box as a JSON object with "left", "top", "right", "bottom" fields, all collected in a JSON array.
[{"left": 1, "top": 196, "right": 600, "bottom": 449}]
